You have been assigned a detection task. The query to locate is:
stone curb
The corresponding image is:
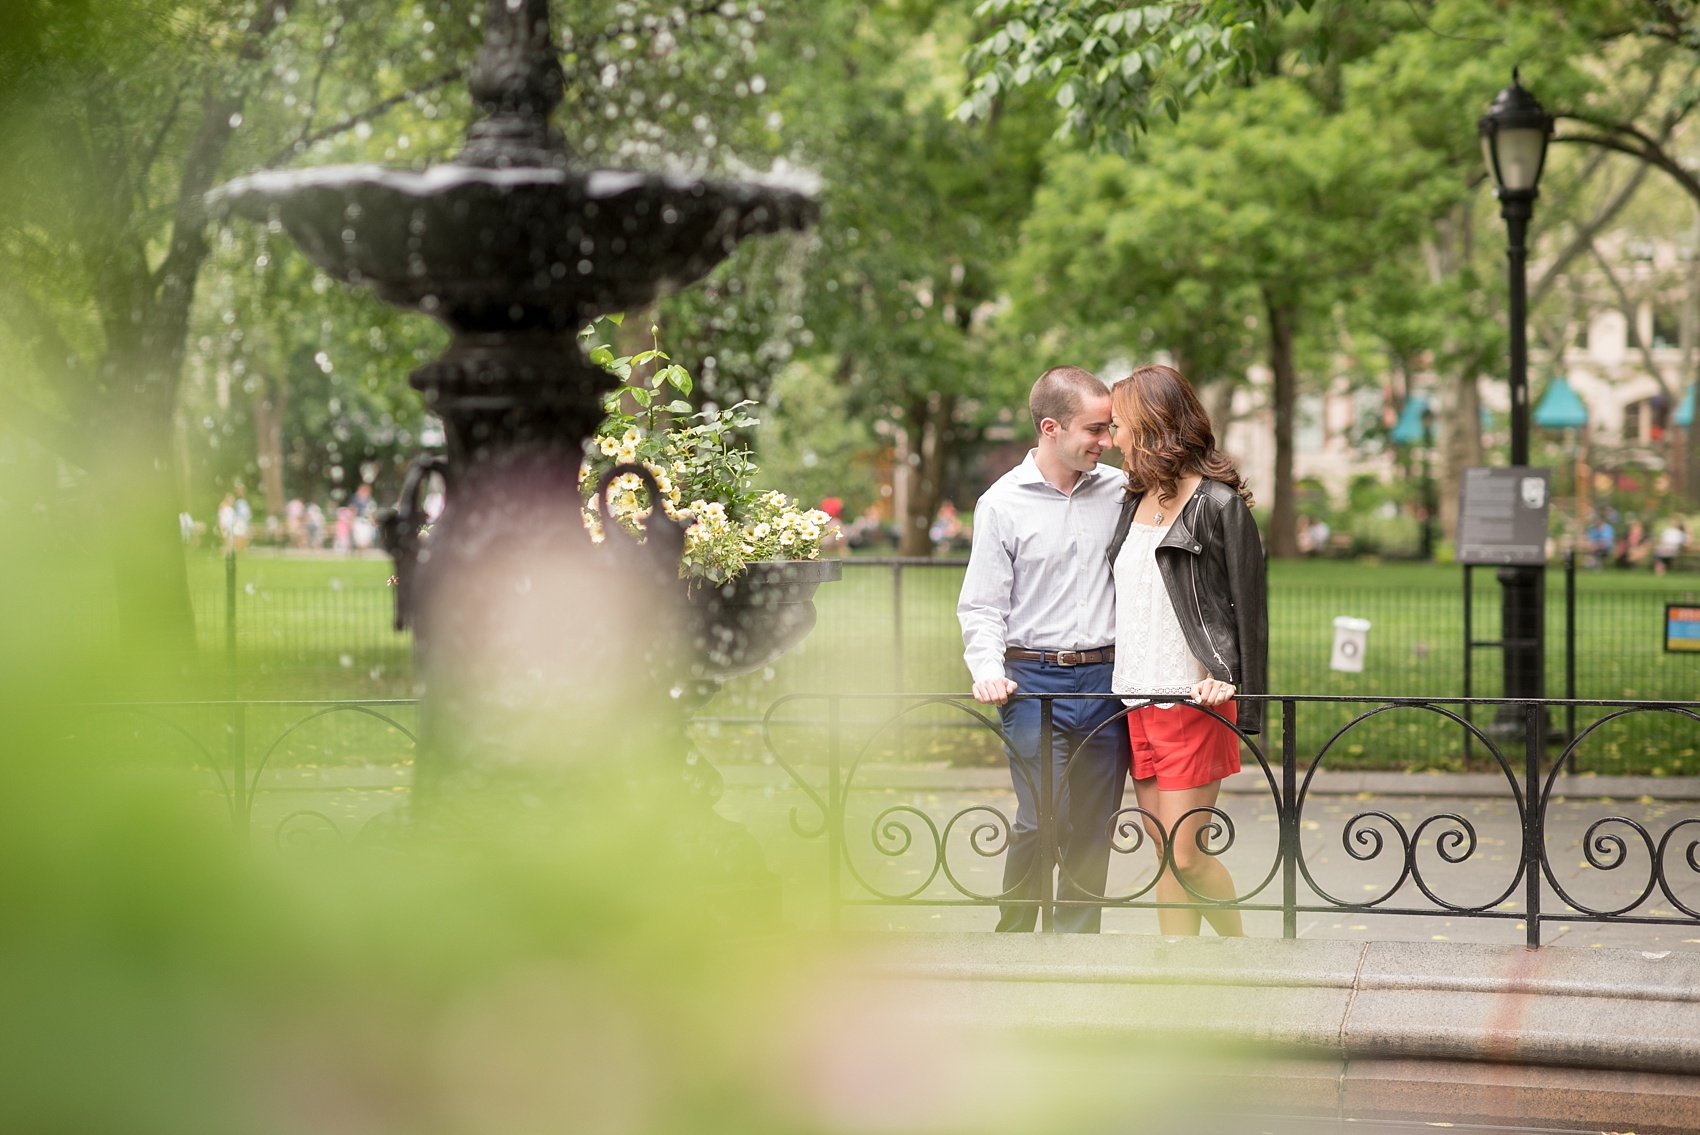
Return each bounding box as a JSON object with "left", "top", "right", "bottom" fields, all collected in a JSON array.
[{"left": 843, "top": 933, "right": 1700, "bottom": 1076}]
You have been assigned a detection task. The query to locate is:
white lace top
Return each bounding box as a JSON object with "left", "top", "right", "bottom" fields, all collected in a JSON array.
[{"left": 1112, "top": 522, "right": 1208, "bottom": 709}]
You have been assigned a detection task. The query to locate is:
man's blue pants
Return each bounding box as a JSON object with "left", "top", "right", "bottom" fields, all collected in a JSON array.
[{"left": 996, "top": 658, "right": 1129, "bottom": 933}]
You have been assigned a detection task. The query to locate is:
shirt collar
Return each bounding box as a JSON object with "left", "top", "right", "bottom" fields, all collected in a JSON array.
[{"left": 1014, "top": 450, "right": 1113, "bottom": 491}]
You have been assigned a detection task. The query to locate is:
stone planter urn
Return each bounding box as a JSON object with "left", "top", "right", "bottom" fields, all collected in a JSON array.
[{"left": 688, "top": 559, "right": 842, "bottom": 692}]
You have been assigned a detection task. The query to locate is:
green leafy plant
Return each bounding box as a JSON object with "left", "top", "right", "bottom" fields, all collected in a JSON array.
[{"left": 578, "top": 323, "right": 832, "bottom": 581}]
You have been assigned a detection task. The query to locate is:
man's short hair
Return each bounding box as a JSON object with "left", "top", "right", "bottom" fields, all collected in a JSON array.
[{"left": 1029, "top": 365, "right": 1107, "bottom": 431}]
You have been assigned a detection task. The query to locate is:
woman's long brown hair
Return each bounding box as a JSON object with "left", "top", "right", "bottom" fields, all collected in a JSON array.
[{"left": 1111, "top": 364, "right": 1253, "bottom": 507}]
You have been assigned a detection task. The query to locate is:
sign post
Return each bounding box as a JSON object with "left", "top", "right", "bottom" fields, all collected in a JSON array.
[{"left": 1457, "top": 468, "right": 1551, "bottom": 743}]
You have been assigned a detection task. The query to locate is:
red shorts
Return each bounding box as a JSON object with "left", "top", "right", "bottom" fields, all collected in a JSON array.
[{"left": 1128, "top": 700, "right": 1241, "bottom": 791}]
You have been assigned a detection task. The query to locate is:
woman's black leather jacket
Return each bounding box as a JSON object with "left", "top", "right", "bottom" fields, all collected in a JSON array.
[{"left": 1106, "top": 478, "right": 1268, "bottom": 735}]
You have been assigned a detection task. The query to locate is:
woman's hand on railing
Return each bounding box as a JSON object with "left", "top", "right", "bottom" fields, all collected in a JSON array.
[{"left": 1189, "top": 677, "right": 1235, "bottom": 707}]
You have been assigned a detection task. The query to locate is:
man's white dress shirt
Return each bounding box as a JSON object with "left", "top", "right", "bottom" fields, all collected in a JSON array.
[{"left": 957, "top": 452, "right": 1125, "bottom": 684}]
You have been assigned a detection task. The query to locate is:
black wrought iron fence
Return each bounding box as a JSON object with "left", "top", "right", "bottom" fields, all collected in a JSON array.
[
  {"left": 759, "top": 692, "right": 1700, "bottom": 947},
  {"left": 75, "top": 698, "right": 417, "bottom": 845}
]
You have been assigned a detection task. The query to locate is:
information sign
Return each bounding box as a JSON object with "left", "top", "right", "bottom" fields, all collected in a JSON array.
[
  {"left": 1455, "top": 467, "right": 1551, "bottom": 565},
  {"left": 1667, "top": 604, "right": 1700, "bottom": 654}
]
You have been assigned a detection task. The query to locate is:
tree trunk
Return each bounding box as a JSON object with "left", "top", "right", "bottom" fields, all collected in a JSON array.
[
  {"left": 93, "top": 396, "right": 199, "bottom": 664},
  {"left": 252, "top": 371, "right": 287, "bottom": 520},
  {"left": 1437, "top": 370, "right": 1484, "bottom": 544},
  {"left": 898, "top": 393, "right": 956, "bottom": 557},
  {"left": 1264, "top": 292, "right": 1300, "bottom": 558}
]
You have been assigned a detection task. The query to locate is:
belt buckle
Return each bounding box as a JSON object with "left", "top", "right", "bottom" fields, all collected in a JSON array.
[{"left": 1055, "top": 650, "right": 1083, "bottom": 666}]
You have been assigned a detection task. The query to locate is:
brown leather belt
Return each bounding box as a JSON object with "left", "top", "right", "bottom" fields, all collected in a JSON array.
[{"left": 1004, "top": 647, "right": 1115, "bottom": 666}]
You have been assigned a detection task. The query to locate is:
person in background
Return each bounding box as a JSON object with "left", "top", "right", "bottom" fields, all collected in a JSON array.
[
  {"left": 286, "top": 498, "right": 307, "bottom": 549},
  {"left": 1584, "top": 513, "right": 1614, "bottom": 570},
  {"left": 930, "top": 500, "right": 963, "bottom": 552},
  {"left": 333, "top": 506, "right": 354, "bottom": 554},
  {"left": 816, "top": 497, "right": 848, "bottom": 554},
  {"left": 1105, "top": 364, "right": 1266, "bottom": 937},
  {"left": 231, "top": 486, "right": 253, "bottom": 552},
  {"left": 217, "top": 494, "right": 237, "bottom": 553},
  {"left": 958, "top": 364, "right": 1128, "bottom": 934},
  {"left": 305, "top": 502, "right": 326, "bottom": 550},
  {"left": 1654, "top": 517, "right": 1690, "bottom": 576},
  {"left": 1616, "top": 517, "right": 1650, "bottom": 569}
]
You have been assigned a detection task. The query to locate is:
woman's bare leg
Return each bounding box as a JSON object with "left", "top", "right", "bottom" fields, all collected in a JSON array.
[{"left": 1133, "top": 777, "right": 1243, "bottom": 937}]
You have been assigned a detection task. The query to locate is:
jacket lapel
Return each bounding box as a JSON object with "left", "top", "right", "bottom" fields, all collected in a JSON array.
[{"left": 1158, "top": 487, "right": 1205, "bottom": 555}]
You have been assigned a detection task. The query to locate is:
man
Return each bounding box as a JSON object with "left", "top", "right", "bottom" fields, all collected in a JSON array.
[{"left": 958, "top": 365, "right": 1129, "bottom": 933}]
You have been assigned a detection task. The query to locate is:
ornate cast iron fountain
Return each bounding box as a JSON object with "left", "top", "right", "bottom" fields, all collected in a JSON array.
[{"left": 208, "top": 0, "right": 831, "bottom": 852}]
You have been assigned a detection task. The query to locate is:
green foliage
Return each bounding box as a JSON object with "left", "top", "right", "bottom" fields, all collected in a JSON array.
[
  {"left": 961, "top": 0, "right": 1311, "bottom": 143},
  {"left": 580, "top": 327, "right": 832, "bottom": 580}
]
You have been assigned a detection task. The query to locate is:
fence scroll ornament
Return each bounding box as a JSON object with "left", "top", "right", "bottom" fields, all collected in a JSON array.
[{"left": 760, "top": 692, "right": 1700, "bottom": 944}]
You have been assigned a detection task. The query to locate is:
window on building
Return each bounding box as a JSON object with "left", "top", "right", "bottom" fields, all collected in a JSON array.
[
  {"left": 1653, "top": 307, "right": 1681, "bottom": 349},
  {"left": 1574, "top": 318, "right": 1589, "bottom": 350},
  {"left": 1626, "top": 311, "right": 1642, "bottom": 349},
  {"left": 1624, "top": 399, "right": 1642, "bottom": 441}
]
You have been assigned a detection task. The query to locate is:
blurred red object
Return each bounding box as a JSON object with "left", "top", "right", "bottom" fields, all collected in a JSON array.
[{"left": 819, "top": 497, "right": 843, "bottom": 519}]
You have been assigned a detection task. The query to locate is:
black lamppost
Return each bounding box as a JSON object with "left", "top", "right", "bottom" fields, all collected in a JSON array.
[{"left": 1479, "top": 71, "right": 1554, "bottom": 723}]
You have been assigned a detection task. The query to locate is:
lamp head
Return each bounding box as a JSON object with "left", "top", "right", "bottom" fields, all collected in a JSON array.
[{"left": 1479, "top": 68, "right": 1553, "bottom": 197}]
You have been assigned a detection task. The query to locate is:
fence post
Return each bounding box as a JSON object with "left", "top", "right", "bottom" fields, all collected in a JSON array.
[
  {"left": 1282, "top": 698, "right": 1298, "bottom": 940},
  {"left": 1038, "top": 696, "right": 1056, "bottom": 934},
  {"left": 828, "top": 696, "right": 842, "bottom": 932},
  {"left": 1564, "top": 550, "right": 1576, "bottom": 768},
  {"left": 228, "top": 701, "right": 248, "bottom": 840},
  {"left": 1461, "top": 565, "right": 1473, "bottom": 763},
  {"left": 1523, "top": 701, "right": 1543, "bottom": 948},
  {"left": 891, "top": 562, "right": 905, "bottom": 760},
  {"left": 225, "top": 548, "right": 237, "bottom": 678}
]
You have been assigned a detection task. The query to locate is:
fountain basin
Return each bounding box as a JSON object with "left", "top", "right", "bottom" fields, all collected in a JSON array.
[{"left": 207, "top": 163, "right": 818, "bottom": 329}]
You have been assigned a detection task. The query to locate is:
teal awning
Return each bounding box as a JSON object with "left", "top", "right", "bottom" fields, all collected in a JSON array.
[
  {"left": 1390, "top": 392, "right": 1430, "bottom": 445},
  {"left": 1533, "top": 375, "right": 1589, "bottom": 430},
  {"left": 1678, "top": 384, "right": 1696, "bottom": 429}
]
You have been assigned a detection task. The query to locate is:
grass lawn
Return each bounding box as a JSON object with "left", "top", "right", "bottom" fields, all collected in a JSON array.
[{"left": 181, "top": 550, "right": 1700, "bottom": 776}]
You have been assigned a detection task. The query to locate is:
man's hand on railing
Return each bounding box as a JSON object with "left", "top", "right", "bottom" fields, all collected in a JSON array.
[
  {"left": 971, "top": 677, "right": 1019, "bottom": 706},
  {"left": 1190, "top": 677, "right": 1236, "bottom": 707}
]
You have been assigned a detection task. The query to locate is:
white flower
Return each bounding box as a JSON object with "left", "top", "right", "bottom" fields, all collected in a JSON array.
[
  {"left": 779, "top": 530, "right": 796, "bottom": 546},
  {"left": 763, "top": 490, "right": 787, "bottom": 507},
  {"left": 751, "top": 522, "right": 771, "bottom": 540},
  {"left": 622, "top": 426, "right": 642, "bottom": 445},
  {"left": 616, "top": 441, "right": 639, "bottom": 464},
  {"left": 598, "top": 436, "right": 620, "bottom": 457}
]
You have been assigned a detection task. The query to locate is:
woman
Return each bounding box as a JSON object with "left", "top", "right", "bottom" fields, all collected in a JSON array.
[{"left": 1106, "top": 365, "right": 1267, "bottom": 936}]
